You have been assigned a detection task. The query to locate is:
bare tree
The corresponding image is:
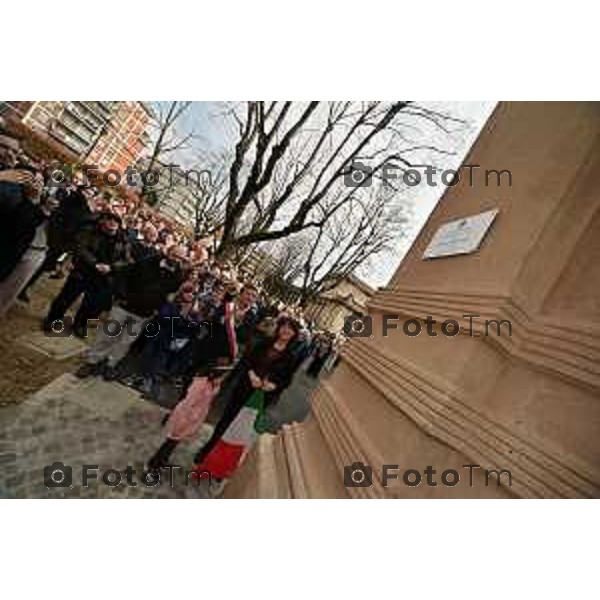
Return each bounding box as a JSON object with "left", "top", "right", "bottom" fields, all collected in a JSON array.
[
  {"left": 259, "top": 185, "right": 410, "bottom": 306},
  {"left": 297, "top": 190, "right": 409, "bottom": 305},
  {"left": 181, "top": 151, "right": 230, "bottom": 240},
  {"left": 141, "top": 101, "right": 194, "bottom": 203},
  {"left": 258, "top": 233, "right": 312, "bottom": 300},
  {"left": 213, "top": 101, "right": 461, "bottom": 258}
]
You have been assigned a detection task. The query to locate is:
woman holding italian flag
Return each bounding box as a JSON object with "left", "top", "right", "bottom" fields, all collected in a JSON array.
[{"left": 193, "top": 316, "right": 300, "bottom": 487}]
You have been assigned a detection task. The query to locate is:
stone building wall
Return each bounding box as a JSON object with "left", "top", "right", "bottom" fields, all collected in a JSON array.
[{"left": 226, "top": 102, "right": 600, "bottom": 499}]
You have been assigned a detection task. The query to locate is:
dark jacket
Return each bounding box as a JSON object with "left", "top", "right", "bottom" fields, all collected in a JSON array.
[
  {"left": 46, "top": 187, "right": 93, "bottom": 250},
  {"left": 289, "top": 338, "right": 312, "bottom": 370},
  {"left": 214, "top": 334, "right": 298, "bottom": 413},
  {"left": 243, "top": 334, "right": 298, "bottom": 390},
  {"left": 0, "top": 181, "right": 46, "bottom": 281},
  {"left": 71, "top": 223, "right": 130, "bottom": 286},
  {"left": 235, "top": 304, "right": 261, "bottom": 350},
  {"left": 117, "top": 247, "right": 184, "bottom": 317}
]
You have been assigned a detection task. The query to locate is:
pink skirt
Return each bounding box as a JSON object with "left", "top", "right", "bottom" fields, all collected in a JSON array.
[{"left": 166, "top": 377, "right": 217, "bottom": 442}]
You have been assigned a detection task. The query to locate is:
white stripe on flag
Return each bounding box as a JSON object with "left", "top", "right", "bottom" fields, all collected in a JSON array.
[{"left": 221, "top": 406, "right": 260, "bottom": 446}]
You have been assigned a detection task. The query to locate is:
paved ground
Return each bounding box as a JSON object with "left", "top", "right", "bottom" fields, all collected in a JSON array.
[
  {"left": 0, "top": 275, "right": 84, "bottom": 406},
  {"left": 0, "top": 338, "right": 315, "bottom": 498},
  {"left": 0, "top": 273, "right": 320, "bottom": 499},
  {"left": 261, "top": 358, "right": 318, "bottom": 432},
  {"left": 0, "top": 366, "right": 318, "bottom": 499},
  {"left": 0, "top": 373, "right": 210, "bottom": 498}
]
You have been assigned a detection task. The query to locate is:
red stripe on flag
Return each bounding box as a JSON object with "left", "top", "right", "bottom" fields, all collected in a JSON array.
[{"left": 194, "top": 439, "right": 246, "bottom": 480}]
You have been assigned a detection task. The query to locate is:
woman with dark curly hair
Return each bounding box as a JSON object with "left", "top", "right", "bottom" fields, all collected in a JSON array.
[{"left": 192, "top": 316, "right": 300, "bottom": 481}]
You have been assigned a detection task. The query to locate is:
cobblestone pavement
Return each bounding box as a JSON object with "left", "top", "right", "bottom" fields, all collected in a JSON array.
[
  {"left": 0, "top": 361, "right": 320, "bottom": 499},
  {"left": 262, "top": 365, "right": 320, "bottom": 432},
  {"left": 0, "top": 374, "right": 215, "bottom": 498},
  {"left": 0, "top": 276, "right": 84, "bottom": 406},
  {"left": 0, "top": 275, "right": 321, "bottom": 499}
]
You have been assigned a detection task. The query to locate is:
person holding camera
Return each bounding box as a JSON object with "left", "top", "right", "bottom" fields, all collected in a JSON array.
[
  {"left": 18, "top": 183, "right": 94, "bottom": 302},
  {"left": 0, "top": 164, "right": 53, "bottom": 286},
  {"left": 43, "top": 211, "right": 129, "bottom": 338}
]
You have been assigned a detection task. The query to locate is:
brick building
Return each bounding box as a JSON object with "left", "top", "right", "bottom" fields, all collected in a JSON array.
[
  {"left": 88, "top": 102, "right": 153, "bottom": 173},
  {"left": 0, "top": 101, "right": 152, "bottom": 174}
]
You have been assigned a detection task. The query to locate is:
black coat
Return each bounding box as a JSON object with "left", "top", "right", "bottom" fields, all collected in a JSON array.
[
  {"left": 46, "top": 188, "right": 93, "bottom": 250},
  {"left": 71, "top": 223, "right": 130, "bottom": 287},
  {"left": 0, "top": 181, "right": 46, "bottom": 281},
  {"left": 215, "top": 335, "right": 298, "bottom": 413},
  {"left": 243, "top": 334, "right": 298, "bottom": 390},
  {"left": 116, "top": 247, "right": 184, "bottom": 317}
]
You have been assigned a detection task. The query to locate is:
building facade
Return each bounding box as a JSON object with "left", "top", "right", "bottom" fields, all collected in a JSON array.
[
  {"left": 1, "top": 101, "right": 151, "bottom": 175},
  {"left": 22, "top": 101, "right": 116, "bottom": 157},
  {"left": 153, "top": 164, "right": 199, "bottom": 230},
  {"left": 88, "top": 101, "right": 152, "bottom": 173},
  {"left": 226, "top": 101, "right": 600, "bottom": 499},
  {"left": 304, "top": 275, "right": 375, "bottom": 332},
  {"left": 1, "top": 101, "right": 79, "bottom": 162}
]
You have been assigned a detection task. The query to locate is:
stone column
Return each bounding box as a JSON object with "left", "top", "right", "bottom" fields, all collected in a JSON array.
[{"left": 225, "top": 102, "right": 600, "bottom": 499}]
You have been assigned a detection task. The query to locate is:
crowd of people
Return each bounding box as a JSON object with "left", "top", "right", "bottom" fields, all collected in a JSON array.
[{"left": 0, "top": 132, "right": 345, "bottom": 489}]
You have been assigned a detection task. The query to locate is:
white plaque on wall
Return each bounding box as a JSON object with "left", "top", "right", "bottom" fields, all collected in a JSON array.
[{"left": 422, "top": 209, "right": 499, "bottom": 259}]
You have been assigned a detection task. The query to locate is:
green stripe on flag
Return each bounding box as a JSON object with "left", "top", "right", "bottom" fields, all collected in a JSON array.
[{"left": 246, "top": 389, "right": 265, "bottom": 411}]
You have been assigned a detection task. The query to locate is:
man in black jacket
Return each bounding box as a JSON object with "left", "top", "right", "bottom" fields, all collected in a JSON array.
[
  {"left": 44, "top": 211, "right": 129, "bottom": 337},
  {"left": 75, "top": 232, "right": 186, "bottom": 378},
  {"left": 0, "top": 167, "right": 48, "bottom": 282},
  {"left": 18, "top": 184, "right": 93, "bottom": 301}
]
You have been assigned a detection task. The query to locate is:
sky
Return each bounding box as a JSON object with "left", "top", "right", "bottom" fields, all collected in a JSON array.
[
  {"left": 364, "top": 101, "right": 497, "bottom": 287},
  {"left": 158, "top": 101, "right": 497, "bottom": 288}
]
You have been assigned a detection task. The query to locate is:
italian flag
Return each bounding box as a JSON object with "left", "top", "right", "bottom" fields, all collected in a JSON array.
[{"left": 194, "top": 389, "right": 267, "bottom": 480}]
